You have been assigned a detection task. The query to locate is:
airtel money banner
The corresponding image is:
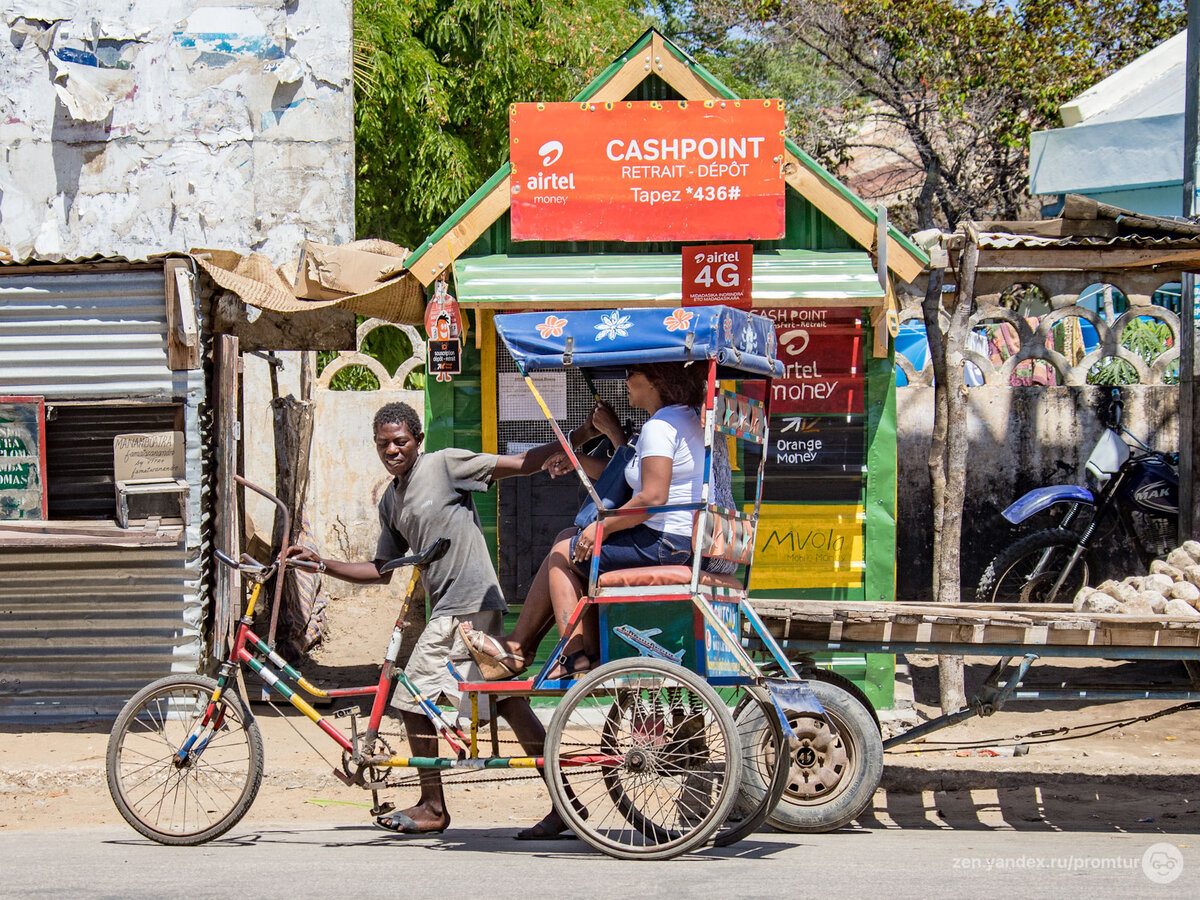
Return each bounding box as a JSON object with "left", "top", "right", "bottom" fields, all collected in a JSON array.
[{"left": 509, "top": 100, "right": 785, "bottom": 242}]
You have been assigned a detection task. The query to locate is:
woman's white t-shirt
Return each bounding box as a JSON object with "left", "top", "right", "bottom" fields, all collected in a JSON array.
[{"left": 624, "top": 404, "right": 705, "bottom": 536}]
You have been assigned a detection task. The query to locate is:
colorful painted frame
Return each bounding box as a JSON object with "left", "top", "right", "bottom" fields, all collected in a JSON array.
[{"left": 0, "top": 395, "right": 48, "bottom": 520}]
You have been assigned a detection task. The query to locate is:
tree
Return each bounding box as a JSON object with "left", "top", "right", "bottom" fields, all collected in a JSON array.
[
  {"left": 673, "top": 1, "right": 1186, "bottom": 231},
  {"left": 353, "top": 0, "right": 642, "bottom": 249}
]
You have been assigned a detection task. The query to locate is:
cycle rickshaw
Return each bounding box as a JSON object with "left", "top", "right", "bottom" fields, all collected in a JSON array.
[{"left": 106, "top": 304, "right": 883, "bottom": 860}]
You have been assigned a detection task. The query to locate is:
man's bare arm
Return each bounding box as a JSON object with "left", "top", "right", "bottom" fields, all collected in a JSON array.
[
  {"left": 491, "top": 439, "right": 566, "bottom": 480},
  {"left": 290, "top": 547, "right": 392, "bottom": 584}
]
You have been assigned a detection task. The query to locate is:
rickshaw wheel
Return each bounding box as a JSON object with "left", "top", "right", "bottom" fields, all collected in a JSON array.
[
  {"left": 711, "top": 685, "right": 790, "bottom": 846},
  {"left": 544, "top": 658, "right": 742, "bottom": 860},
  {"left": 765, "top": 678, "right": 883, "bottom": 834}
]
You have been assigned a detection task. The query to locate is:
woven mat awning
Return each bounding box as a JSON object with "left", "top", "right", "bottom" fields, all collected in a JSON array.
[{"left": 192, "top": 245, "right": 427, "bottom": 326}]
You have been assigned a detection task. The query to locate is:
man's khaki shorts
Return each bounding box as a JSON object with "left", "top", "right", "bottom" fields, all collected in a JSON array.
[{"left": 390, "top": 609, "right": 503, "bottom": 720}]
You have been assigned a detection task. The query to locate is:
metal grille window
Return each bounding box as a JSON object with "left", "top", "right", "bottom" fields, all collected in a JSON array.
[{"left": 495, "top": 343, "right": 646, "bottom": 451}]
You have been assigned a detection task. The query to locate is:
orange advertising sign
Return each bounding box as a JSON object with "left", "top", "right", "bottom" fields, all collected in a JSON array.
[{"left": 510, "top": 100, "right": 785, "bottom": 242}]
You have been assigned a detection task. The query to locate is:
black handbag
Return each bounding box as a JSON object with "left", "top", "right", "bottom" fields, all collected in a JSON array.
[{"left": 574, "top": 445, "right": 635, "bottom": 529}]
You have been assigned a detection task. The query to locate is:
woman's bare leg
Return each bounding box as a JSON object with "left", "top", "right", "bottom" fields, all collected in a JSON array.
[
  {"left": 545, "top": 535, "right": 593, "bottom": 676},
  {"left": 490, "top": 527, "right": 575, "bottom": 665}
]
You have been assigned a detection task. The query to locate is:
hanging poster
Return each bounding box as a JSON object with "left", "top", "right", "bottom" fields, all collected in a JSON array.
[
  {"left": 761, "top": 307, "right": 864, "bottom": 414},
  {"left": 0, "top": 396, "right": 48, "bottom": 520},
  {"left": 747, "top": 502, "right": 865, "bottom": 590},
  {"left": 744, "top": 415, "right": 865, "bottom": 504},
  {"left": 498, "top": 371, "right": 568, "bottom": 421},
  {"left": 510, "top": 100, "right": 785, "bottom": 241}
]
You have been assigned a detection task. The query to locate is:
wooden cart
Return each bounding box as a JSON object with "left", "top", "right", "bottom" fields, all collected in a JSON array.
[{"left": 748, "top": 598, "right": 1200, "bottom": 747}]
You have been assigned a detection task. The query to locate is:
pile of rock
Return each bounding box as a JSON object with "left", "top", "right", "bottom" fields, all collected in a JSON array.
[{"left": 1073, "top": 540, "right": 1200, "bottom": 617}]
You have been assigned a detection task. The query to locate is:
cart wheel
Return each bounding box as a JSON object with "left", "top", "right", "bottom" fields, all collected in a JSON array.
[
  {"left": 544, "top": 658, "right": 742, "bottom": 860},
  {"left": 712, "top": 685, "right": 790, "bottom": 847},
  {"left": 107, "top": 675, "right": 263, "bottom": 845},
  {"left": 765, "top": 678, "right": 882, "bottom": 834}
]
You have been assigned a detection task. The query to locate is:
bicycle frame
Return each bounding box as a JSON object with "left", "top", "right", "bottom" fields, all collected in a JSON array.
[{"left": 183, "top": 539, "right": 611, "bottom": 784}]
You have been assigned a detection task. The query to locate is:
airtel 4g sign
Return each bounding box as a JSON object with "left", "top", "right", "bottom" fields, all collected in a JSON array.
[
  {"left": 682, "top": 243, "right": 752, "bottom": 309},
  {"left": 509, "top": 100, "right": 785, "bottom": 242}
]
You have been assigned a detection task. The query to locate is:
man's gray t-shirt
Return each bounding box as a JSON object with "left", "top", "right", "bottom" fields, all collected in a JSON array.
[{"left": 375, "top": 448, "right": 505, "bottom": 617}]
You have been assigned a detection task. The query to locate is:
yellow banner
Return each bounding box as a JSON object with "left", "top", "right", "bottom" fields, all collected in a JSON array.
[{"left": 747, "top": 503, "right": 864, "bottom": 590}]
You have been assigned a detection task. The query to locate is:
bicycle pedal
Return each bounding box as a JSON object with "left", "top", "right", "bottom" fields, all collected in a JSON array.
[
  {"left": 332, "top": 768, "right": 355, "bottom": 786},
  {"left": 371, "top": 801, "right": 395, "bottom": 817}
]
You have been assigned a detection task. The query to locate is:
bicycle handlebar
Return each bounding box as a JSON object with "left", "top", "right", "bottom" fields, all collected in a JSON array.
[{"left": 378, "top": 537, "right": 451, "bottom": 575}]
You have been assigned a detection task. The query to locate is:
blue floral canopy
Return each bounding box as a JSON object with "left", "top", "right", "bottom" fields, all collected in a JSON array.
[{"left": 493, "top": 306, "right": 783, "bottom": 378}]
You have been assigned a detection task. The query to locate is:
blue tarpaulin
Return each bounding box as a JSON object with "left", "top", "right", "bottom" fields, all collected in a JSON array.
[{"left": 493, "top": 305, "right": 784, "bottom": 378}]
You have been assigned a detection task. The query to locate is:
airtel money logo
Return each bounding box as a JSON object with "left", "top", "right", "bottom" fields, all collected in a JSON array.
[
  {"left": 538, "top": 140, "right": 563, "bottom": 165},
  {"left": 524, "top": 138, "right": 576, "bottom": 194}
]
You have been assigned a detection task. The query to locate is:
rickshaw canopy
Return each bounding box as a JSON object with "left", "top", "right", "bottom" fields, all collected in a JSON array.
[{"left": 493, "top": 305, "right": 784, "bottom": 378}]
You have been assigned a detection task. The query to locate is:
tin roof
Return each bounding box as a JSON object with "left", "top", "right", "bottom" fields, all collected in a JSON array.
[{"left": 454, "top": 250, "right": 885, "bottom": 308}]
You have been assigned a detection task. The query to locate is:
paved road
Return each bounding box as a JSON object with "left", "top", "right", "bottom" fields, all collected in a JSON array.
[{"left": 2, "top": 824, "right": 1196, "bottom": 900}]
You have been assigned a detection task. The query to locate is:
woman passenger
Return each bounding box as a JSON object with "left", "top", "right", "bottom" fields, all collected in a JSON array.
[{"left": 461, "top": 360, "right": 709, "bottom": 680}]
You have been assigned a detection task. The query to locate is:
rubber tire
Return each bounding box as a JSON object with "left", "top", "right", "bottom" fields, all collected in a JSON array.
[
  {"left": 107, "top": 675, "right": 264, "bottom": 845},
  {"left": 975, "top": 528, "right": 1090, "bottom": 604},
  {"left": 545, "top": 657, "right": 743, "bottom": 860},
  {"left": 765, "top": 678, "right": 883, "bottom": 834},
  {"left": 800, "top": 668, "right": 881, "bottom": 734},
  {"left": 713, "top": 686, "right": 790, "bottom": 846}
]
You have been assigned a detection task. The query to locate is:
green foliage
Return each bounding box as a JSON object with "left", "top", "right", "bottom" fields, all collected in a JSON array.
[
  {"left": 316, "top": 322, "right": 428, "bottom": 391},
  {"left": 354, "top": 0, "right": 642, "bottom": 248},
  {"left": 644, "top": 2, "right": 857, "bottom": 170},
  {"left": 662, "top": 1, "right": 1186, "bottom": 229},
  {"left": 1086, "top": 316, "right": 1176, "bottom": 386}
]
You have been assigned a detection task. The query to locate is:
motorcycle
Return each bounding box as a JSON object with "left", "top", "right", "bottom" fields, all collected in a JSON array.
[{"left": 976, "top": 389, "right": 1178, "bottom": 603}]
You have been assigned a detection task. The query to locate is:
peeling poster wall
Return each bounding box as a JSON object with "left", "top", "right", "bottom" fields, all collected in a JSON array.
[{"left": 0, "top": 1, "right": 354, "bottom": 260}]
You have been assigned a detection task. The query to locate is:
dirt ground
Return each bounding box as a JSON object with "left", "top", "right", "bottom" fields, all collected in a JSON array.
[{"left": 3, "top": 590, "right": 1200, "bottom": 837}]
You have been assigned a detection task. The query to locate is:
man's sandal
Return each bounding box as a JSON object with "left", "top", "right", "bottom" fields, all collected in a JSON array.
[
  {"left": 459, "top": 623, "right": 527, "bottom": 680},
  {"left": 374, "top": 810, "right": 447, "bottom": 835}
]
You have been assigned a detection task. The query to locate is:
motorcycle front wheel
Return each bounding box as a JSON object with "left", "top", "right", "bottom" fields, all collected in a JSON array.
[{"left": 976, "top": 528, "right": 1091, "bottom": 604}]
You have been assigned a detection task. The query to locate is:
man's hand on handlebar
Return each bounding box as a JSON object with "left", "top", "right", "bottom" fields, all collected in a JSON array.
[{"left": 287, "top": 546, "right": 326, "bottom": 573}]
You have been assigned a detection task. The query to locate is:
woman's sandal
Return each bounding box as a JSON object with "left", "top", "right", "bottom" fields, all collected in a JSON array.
[
  {"left": 459, "top": 623, "right": 527, "bottom": 680},
  {"left": 546, "top": 649, "right": 597, "bottom": 681}
]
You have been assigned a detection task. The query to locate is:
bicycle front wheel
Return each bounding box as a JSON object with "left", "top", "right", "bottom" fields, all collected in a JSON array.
[{"left": 107, "top": 675, "right": 264, "bottom": 845}]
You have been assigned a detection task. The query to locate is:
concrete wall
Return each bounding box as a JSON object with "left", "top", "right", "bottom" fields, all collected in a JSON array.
[
  {"left": 896, "top": 384, "right": 1179, "bottom": 602},
  {"left": 242, "top": 322, "right": 427, "bottom": 604},
  {"left": 0, "top": 0, "right": 353, "bottom": 260}
]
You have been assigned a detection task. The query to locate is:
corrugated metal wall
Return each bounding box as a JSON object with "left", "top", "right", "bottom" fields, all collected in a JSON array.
[{"left": 0, "top": 265, "right": 207, "bottom": 722}]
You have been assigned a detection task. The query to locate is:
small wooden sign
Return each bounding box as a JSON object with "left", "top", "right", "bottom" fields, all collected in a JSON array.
[
  {"left": 114, "top": 432, "right": 185, "bottom": 483},
  {"left": 0, "top": 396, "right": 48, "bottom": 520}
]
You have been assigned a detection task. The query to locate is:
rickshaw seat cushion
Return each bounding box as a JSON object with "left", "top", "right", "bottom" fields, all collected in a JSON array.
[{"left": 596, "top": 565, "right": 742, "bottom": 589}]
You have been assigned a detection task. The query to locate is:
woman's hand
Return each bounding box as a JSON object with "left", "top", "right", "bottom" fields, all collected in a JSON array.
[
  {"left": 573, "top": 522, "right": 599, "bottom": 563},
  {"left": 589, "top": 401, "right": 624, "bottom": 446}
]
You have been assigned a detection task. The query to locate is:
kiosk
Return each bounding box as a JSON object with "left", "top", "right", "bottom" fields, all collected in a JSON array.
[{"left": 402, "top": 29, "right": 929, "bottom": 710}]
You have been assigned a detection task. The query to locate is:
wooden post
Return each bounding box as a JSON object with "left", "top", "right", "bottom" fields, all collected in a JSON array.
[
  {"left": 923, "top": 225, "right": 978, "bottom": 714},
  {"left": 1181, "top": 1, "right": 1200, "bottom": 540},
  {"left": 266, "top": 390, "right": 315, "bottom": 652},
  {"left": 214, "top": 334, "right": 241, "bottom": 661}
]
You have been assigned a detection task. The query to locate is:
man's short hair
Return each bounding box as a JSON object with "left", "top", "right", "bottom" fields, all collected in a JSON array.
[{"left": 373, "top": 402, "right": 423, "bottom": 438}]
